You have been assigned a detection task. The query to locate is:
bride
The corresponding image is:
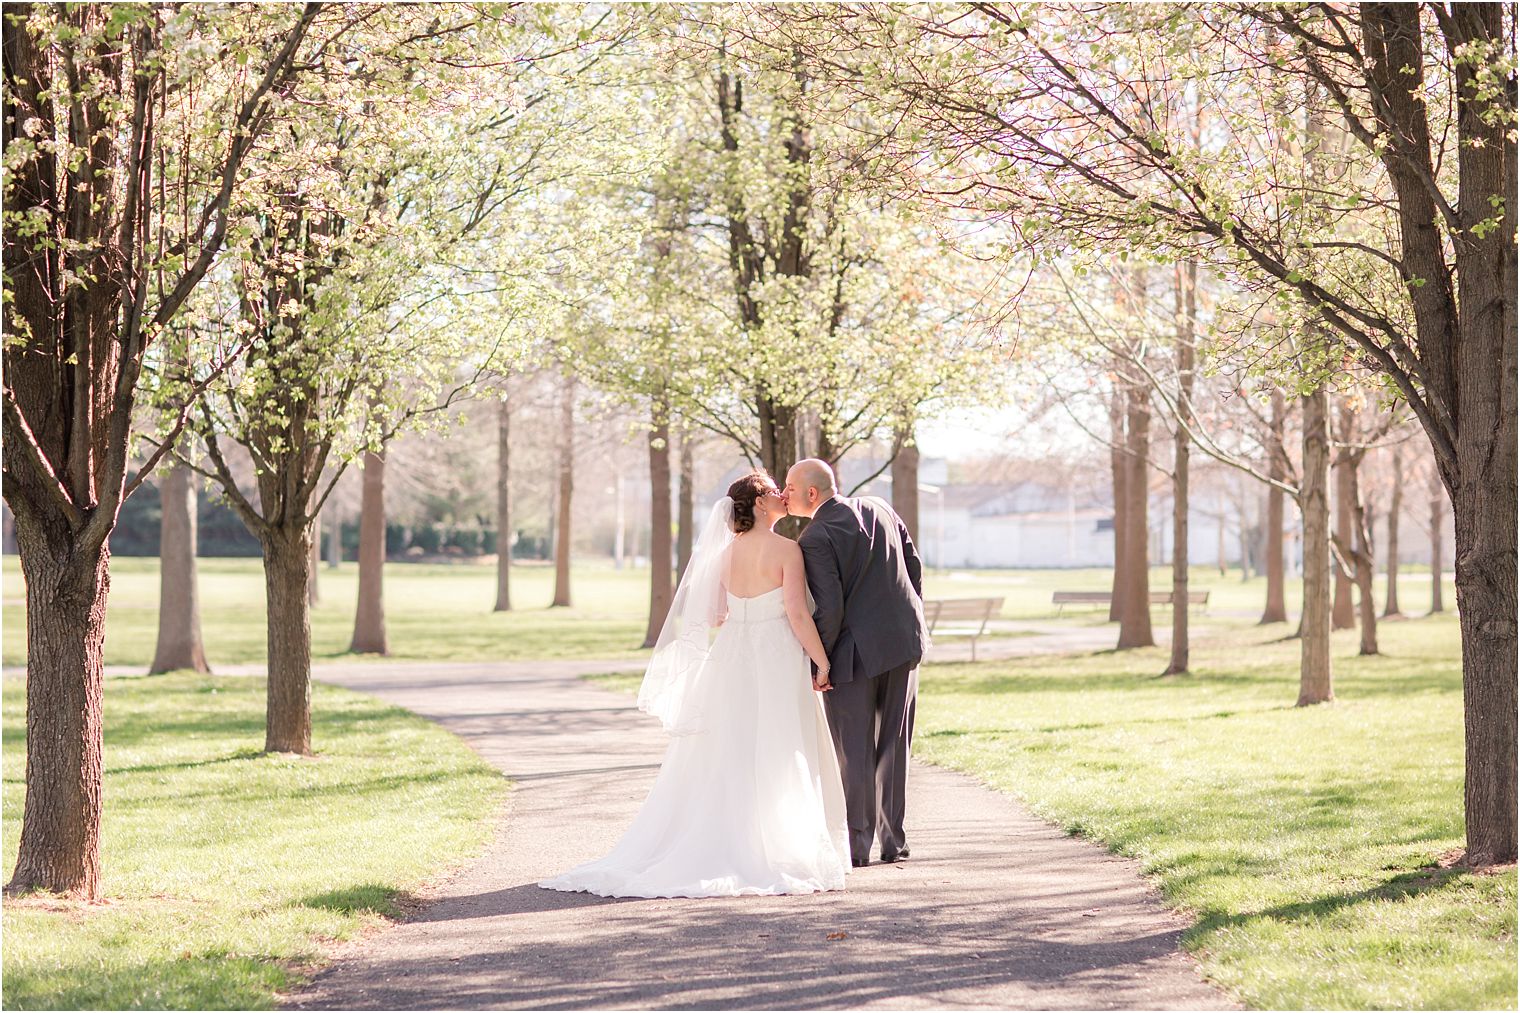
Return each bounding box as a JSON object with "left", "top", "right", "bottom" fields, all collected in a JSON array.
[{"left": 539, "top": 470, "right": 851, "bottom": 898}]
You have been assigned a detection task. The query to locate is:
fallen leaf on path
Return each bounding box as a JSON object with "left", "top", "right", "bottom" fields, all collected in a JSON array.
[{"left": 826, "top": 931, "right": 849, "bottom": 941}]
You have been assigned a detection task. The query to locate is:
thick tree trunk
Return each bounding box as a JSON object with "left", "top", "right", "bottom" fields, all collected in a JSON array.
[
  {"left": 760, "top": 396, "right": 804, "bottom": 539},
  {"left": 494, "top": 397, "right": 512, "bottom": 612},
  {"left": 1450, "top": 47, "right": 1518, "bottom": 860},
  {"left": 1332, "top": 408, "right": 1356, "bottom": 630},
  {"left": 1430, "top": 479, "right": 1445, "bottom": 614},
  {"left": 1297, "top": 388, "right": 1333, "bottom": 706},
  {"left": 1350, "top": 463, "right": 1378, "bottom": 656},
  {"left": 1261, "top": 391, "right": 1288, "bottom": 623},
  {"left": 892, "top": 425, "right": 921, "bottom": 543},
  {"left": 676, "top": 426, "right": 695, "bottom": 583},
  {"left": 1454, "top": 477, "right": 1518, "bottom": 865},
  {"left": 149, "top": 461, "right": 210, "bottom": 674},
  {"left": 262, "top": 526, "right": 313, "bottom": 754},
  {"left": 552, "top": 375, "right": 574, "bottom": 608},
  {"left": 1117, "top": 380, "right": 1154, "bottom": 649},
  {"left": 6, "top": 516, "right": 108, "bottom": 897},
  {"left": 758, "top": 396, "right": 798, "bottom": 483},
  {"left": 1383, "top": 449, "right": 1403, "bottom": 618},
  {"left": 643, "top": 405, "right": 674, "bottom": 648},
  {"left": 349, "top": 450, "right": 387, "bottom": 654},
  {"left": 1108, "top": 380, "right": 1128, "bottom": 622}
]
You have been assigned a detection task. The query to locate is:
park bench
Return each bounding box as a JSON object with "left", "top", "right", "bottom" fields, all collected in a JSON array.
[
  {"left": 923, "top": 597, "right": 1004, "bottom": 662},
  {"left": 1150, "top": 590, "right": 1210, "bottom": 610},
  {"left": 1051, "top": 589, "right": 1210, "bottom": 615},
  {"left": 1051, "top": 590, "right": 1111, "bottom": 615}
]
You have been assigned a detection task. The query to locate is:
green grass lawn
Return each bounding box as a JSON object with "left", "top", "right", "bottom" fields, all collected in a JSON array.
[
  {"left": 1, "top": 556, "right": 649, "bottom": 669},
  {"left": 1, "top": 672, "right": 506, "bottom": 1010},
  {"left": 594, "top": 614, "right": 1516, "bottom": 1010},
  {"left": 917, "top": 615, "right": 1515, "bottom": 1010},
  {"left": 927, "top": 563, "right": 1453, "bottom": 621},
  {"left": 1, "top": 553, "right": 1456, "bottom": 670}
]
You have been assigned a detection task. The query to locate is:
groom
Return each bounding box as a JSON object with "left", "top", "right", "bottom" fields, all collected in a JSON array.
[{"left": 784, "top": 458, "right": 926, "bottom": 867}]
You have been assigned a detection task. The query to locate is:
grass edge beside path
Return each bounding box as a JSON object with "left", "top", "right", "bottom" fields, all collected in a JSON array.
[
  {"left": 2, "top": 672, "right": 508, "bottom": 1011},
  {"left": 588, "top": 615, "right": 1518, "bottom": 1011}
]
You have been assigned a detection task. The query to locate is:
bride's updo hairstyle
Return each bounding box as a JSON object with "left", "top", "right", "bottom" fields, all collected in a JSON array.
[{"left": 726, "top": 470, "right": 773, "bottom": 534}]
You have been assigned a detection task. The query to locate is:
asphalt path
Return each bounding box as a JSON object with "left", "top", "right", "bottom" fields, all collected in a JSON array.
[{"left": 283, "top": 656, "right": 1230, "bottom": 1011}]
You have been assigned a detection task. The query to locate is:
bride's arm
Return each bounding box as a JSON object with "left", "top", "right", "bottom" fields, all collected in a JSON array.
[{"left": 780, "top": 541, "right": 831, "bottom": 683}]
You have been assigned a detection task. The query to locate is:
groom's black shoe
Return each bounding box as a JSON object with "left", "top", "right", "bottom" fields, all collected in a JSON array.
[
  {"left": 881, "top": 846, "right": 910, "bottom": 864},
  {"left": 851, "top": 856, "right": 871, "bottom": 868}
]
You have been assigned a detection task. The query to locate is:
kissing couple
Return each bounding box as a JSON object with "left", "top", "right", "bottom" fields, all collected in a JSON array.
[{"left": 541, "top": 458, "right": 928, "bottom": 897}]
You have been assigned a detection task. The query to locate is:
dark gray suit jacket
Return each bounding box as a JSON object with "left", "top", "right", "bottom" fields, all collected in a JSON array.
[{"left": 798, "top": 496, "right": 926, "bottom": 686}]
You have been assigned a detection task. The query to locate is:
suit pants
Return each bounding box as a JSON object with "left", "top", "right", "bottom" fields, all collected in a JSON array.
[{"left": 823, "top": 662, "right": 917, "bottom": 862}]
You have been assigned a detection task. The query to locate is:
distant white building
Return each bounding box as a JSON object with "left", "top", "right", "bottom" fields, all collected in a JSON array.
[{"left": 699, "top": 453, "right": 1451, "bottom": 573}]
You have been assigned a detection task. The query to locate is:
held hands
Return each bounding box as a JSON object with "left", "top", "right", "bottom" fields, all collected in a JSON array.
[{"left": 813, "top": 660, "right": 832, "bottom": 693}]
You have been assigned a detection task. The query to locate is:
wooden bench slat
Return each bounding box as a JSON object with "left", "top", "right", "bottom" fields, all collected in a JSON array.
[
  {"left": 1052, "top": 591, "right": 1112, "bottom": 603},
  {"left": 923, "top": 597, "right": 1004, "bottom": 662},
  {"left": 1149, "top": 590, "right": 1210, "bottom": 605}
]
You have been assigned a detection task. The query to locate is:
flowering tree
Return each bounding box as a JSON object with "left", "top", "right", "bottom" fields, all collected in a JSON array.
[
  {"left": 161, "top": 5, "right": 632, "bottom": 753},
  {"left": 754, "top": 1, "right": 1515, "bottom": 864},
  {"left": 0, "top": 2, "right": 333, "bottom": 898}
]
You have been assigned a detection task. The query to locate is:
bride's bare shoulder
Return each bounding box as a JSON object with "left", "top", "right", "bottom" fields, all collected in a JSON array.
[{"left": 760, "top": 529, "right": 802, "bottom": 557}]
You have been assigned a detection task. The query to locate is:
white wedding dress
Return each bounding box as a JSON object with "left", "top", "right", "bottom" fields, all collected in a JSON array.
[{"left": 539, "top": 584, "right": 851, "bottom": 898}]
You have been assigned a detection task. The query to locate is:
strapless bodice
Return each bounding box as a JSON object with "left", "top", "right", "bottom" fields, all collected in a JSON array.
[{"left": 726, "top": 585, "right": 786, "bottom": 622}]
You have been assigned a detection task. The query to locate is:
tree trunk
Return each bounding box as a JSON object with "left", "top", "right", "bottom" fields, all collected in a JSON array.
[
  {"left": 6, "top": 515, "right": 108, "bottom": 897},
  {"left": 326, "top": 503, "right": 340, "bottom": 568},
  {"left": 349, "top": 450, "right": 387, "bottom": 654},
  {"left": 262, "top": 526, "right": 314, "bottom": 754},
  {"left": 1453, "top": 468, "right": 1519, "bottom": 866},
  {"left": 1117, "top": 379, "right": 1154, "bottom": 649},
  {"left": 892, "top": 424, "right": 921, "bottom": 543},
  {"left": 613, "top": 469, "right": 626, "bottom": 569},
  {"left": 307, "top": 511, "right": 321, "bottom": 606},
  {"left": 1165, "top": 261, "right": 1195, "bottom": 674},
  {"left": 676, "top": 425, "right": 695, "bottom": 583},
  {"left": 1261, "top": 391, "right": 1288, "bottom": 623},
  {"left": 1349, "top": 460, "right": 1379, "bottom": 656},
  {"left": 1332, "top": 407, "right": 1356, "bottom": 630},
  {"left": 1430, "top": 477, "right": 1445, "bottom": 614},
  {"left": 494, "top": 397, "right": 512, "bottom": 612},
  {"left": 1238, "top": 512, "right": 1252, "bottom": 582},
  {"left": 1297, "top": 388, "right": 1333, "bottom": 706},
  {"left": 552, "top": 375, "right": 574, "bottom": 608},
  {"left": 1108, "top": 378, "right": 1128, "bottom": 622},
  {"left": 149, "top": 460, "right": 210, "bottom": 674},
  {"left": 1383, "top": 449, "right": 1403, "bottom": 618},
  {"left": 643, "top": 403, "right": 674, "bottom": 648},
  {"left": 758, "top": 396, "right": 799, "bottom": 483}
]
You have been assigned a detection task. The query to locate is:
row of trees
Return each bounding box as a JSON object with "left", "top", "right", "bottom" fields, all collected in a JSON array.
[
  {"left": 3, "top": 3, "right": 1511, "bottom": 900},
  {"left": 2, "top": 4, "right": 1004, "bottom": 898},
  {"left": 2, "top": 3, "right": 635, "bottom": 895},
  {"left": 729, "top": 2, "right": 1510, "bottom": 865}
]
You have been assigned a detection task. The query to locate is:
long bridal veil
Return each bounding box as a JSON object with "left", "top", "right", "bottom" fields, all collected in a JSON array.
[
  {"left": 543, "top": 493, "right": 851, "bottom": 898},
  {"left": 636, "top": 497, "right": 734, "bottom": 735}
]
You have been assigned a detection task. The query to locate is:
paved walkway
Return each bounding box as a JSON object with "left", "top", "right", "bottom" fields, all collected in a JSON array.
[{"left": 284, "top": 655, "right": 1230, "bottom": 1011}]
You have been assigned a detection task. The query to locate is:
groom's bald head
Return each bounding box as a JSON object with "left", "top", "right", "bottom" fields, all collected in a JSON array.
[{"left": 784, "top": 458, "right": 838, "bottom": 518}]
